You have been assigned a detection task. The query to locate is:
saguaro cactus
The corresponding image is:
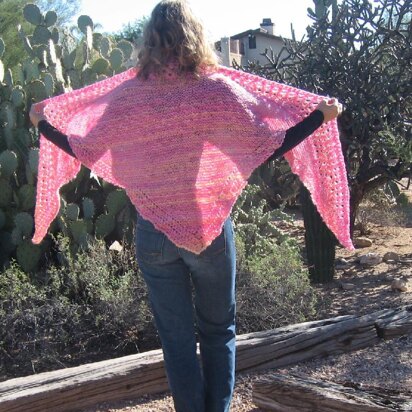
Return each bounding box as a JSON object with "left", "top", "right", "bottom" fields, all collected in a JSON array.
[{"left": 300, "top": 185, "right": 337, "bottom": 283}]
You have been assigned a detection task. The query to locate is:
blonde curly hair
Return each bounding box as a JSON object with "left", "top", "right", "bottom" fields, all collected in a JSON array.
[{"left": 137, "top": 0, "right": 218, "bottom": 78}]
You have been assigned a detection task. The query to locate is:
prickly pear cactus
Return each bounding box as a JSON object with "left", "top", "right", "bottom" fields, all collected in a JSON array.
[{"left": 0, "top": 5, "right": 136, "bottom": 270}]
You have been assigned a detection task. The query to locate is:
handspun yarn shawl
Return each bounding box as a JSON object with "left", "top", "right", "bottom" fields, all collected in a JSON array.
[{"left": 33, "top": 65, "right": 355, "bottom": 253}]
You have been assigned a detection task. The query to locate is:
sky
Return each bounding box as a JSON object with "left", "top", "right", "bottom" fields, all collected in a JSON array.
[{"left": 79, "top": 0, "right": 315, "bottom": 41}]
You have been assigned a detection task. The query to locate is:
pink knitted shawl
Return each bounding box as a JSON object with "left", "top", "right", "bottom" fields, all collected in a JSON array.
[{"left": 33, "top": 65, "right": 354, "bottom": 253}]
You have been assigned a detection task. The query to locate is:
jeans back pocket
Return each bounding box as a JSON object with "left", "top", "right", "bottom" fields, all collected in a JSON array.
[{"left": 135, "top": 223, "right": 166, "bottom": 264}]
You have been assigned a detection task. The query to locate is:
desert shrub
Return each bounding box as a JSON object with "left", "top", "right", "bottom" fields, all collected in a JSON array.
[
  {"left": 231, "top": 184, "right": 317, "bottom": 334},
  {"left": 355, "top": 182, "right": 412, "bottom": 234},
  {"left": 1, "top": 185, "right": 318, "bottom": 380},
  {"left": 0, "top": 235, "right": 155, "bottom": 380}
]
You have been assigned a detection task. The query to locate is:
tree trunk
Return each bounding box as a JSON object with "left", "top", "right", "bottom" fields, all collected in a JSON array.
[{"left": 300, "top": 185, "right": 336, "bottom": 283}]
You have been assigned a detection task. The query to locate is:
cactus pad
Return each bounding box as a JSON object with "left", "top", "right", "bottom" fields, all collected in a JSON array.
[
  {"left": 0, "top": 38, "right": 4, "bottom": 58},
  {"left": 28, "top": 148, "right": 39, "bottom": 173},
  {"left": 27, "top": 80, "right": 48, "bottom": 102},
  {"left": 45, "top": 10, "right": 57, "bottom": 27},
  {"left": 116, "top": 40, "right": 133, "bottom": 61},
  {"left": 32, "top": 26, "right": 52, "bottom": 45},
  {"left": 11, "top": 227, "right": 23, "bottom": 245},
  {"left": 82, "top": 68, "right": 98, "bottom": 86},
  {"left": 95, "top": 213, "right": 115, "bottom": 239},
  {"left": 82, "top": 197, "right": 95, "bottom": 219},
  {"left": 14, "top": 212, "right": 34, "bottom": 236},
  {"left": 92, "top": 58, "right": 109, "bottom": 75},
  {"left": 16, "top": 128, "right": 32, "bottom": 147},
  {"left": 99, "top": 37, "right": 111, "bottom": 58},
  {"left": 0, "top": 179, "right": 12, "bottom": 208},
  {"left": 0, "top": 151, "right": 18, "bottom": 177},
  {"left": 11, "top": 87, "right": 25, "bottom": 107},
  {"left": 0, "top": 102, "right": 17, "bottom": 130},
  {"left": 18, "top": 184, "right": 36, "bottom": 211},
  {"left": 78, "top": 15, "right": 94, "bottom": 35},
  {"left": 92, "top": 33, "right": 103, "bottom": 51},
  {"left": 107, "top": 190, "right": 128, "bottom": 215},
  {"left": 0, "top": 209, "right": 5, "bottom": 230},
  {"left": 51, "top": 27, "right": 59, "bottom": 44},
  {"left": 66, "top": 203, "right": 80, "bottom": 221},
  {"left": 23, "top": 60, "right": 40, "bottom": 82},
  {"left": 0, "top": 230, "right": 14, "bottom": 254},
  {"left": 23, "top": 4, "right": 43, "bottom": 26},
  {"left": 4, "top": 69, "right": 13, "bottom": 87},
  {"left": 43, "top": 73, "right": 55, "bottom": 96},
  {"left": 109, "top": 48, "right": 124, "bottom": 70},
  {"left": 69, "top": 219, "right": 88, "bottom": 242}
]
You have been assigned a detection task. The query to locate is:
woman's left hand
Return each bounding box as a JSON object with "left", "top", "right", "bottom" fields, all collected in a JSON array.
[
  {"left": 316, "top": 98, "right": 343, "bottom": 123},
  {"left": 29, "top": 105, "right": 46, "bottom": 127}
]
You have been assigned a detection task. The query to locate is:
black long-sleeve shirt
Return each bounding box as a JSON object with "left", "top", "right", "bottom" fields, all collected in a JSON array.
[{"left": 38, "top": 110, "right": 324, "bottom": 161}]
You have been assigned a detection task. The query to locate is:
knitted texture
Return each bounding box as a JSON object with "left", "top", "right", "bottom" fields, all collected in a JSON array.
[{"left": 33, "top": 65, "right": 354, "bottom": 253}]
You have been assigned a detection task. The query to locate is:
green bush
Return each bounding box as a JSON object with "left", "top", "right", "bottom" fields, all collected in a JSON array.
[
  {"left": 0, "top": 235, "right": 155, "bottom": 380},
  {"left": 232, "top": 184, "right": 317, "bottom": 334},
  {"left": 1, "top": 184, "right": 318, "bottom": 381}
]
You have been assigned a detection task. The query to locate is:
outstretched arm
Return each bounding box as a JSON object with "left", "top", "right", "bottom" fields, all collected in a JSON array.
[
  {"left": 268, "top": 98, "right": 343, "bottom": 161},
  {"left": 38, "top": 120, "right": 76, "bottom": 158},
  {"left": 30, "top": 106, "right": 77, "bottom": 158}
]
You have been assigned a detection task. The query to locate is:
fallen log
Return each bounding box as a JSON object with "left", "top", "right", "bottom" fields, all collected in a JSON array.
[
  {"left": 0, "top": 305, "right": 410, "bottom": 412},
  {"left": 375, "top": 305, "right": 412, "bottom": 339},
  {"left": 253, "top": 373, "right": 412, "bottom": 411},
  {"left": 0, "top": 351, "right": 168, "bottom": 412},
  {"left": 236, "top": 305, "right": 412, "bottom": 372}
]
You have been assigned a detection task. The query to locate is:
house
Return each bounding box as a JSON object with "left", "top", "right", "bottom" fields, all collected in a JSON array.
[{"left": 216, "top": 18, "right": 288, "bottom": 67}]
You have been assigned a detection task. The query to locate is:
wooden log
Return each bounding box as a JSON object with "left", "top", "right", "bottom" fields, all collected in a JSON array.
[
  {"left": 0, "top": 350, "right": 168, "bottom": 412},
  {"left": 0, "top": 306, "right": 410, "bottom": 412},
  {"left": 253, "top": 373, "right": 412, "bottom": 411},
  {"left": 375, "top": 306, "right": 412, "bottom": 339},
  {"left": 236, "top": 306, "right": 412, "bottom": 372}
]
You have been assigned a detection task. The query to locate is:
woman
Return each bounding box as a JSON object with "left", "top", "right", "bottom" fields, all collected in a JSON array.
[{"left": 30, "top": 1, "right": 345, "bottom": 411}]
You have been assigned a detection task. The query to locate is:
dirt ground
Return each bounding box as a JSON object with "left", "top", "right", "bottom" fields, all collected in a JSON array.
[{"left": 87, "top": 192, "right": 412, "bottom": 411}]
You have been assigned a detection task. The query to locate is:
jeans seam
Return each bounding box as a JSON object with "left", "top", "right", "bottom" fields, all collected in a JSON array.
[
  {"left": 160, "top": 233, "right": 166, "bottom": 261},
  {"left": 224, "top": 224, "right": 227, "bottom": 256}
]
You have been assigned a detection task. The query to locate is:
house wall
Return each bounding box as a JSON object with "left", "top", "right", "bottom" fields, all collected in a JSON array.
[
  {"left": 217, "top": 37, "right": 242, "bottom": 67},
  {"left": 239, "top": 35, "right": 286, "bottom": 66},
  {"left": 218, "top": 33, "right": 289, "bottom": 68}
]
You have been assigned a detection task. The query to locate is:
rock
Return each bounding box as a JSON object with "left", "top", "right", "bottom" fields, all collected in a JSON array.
[
  {"left": 340, "top": 282, "right": 355, "bottom": 290},
  {"left": 354, "top": 237, "right": 373, "bottom": 248},
  {"left": 342, "top": 268, "right": 357, "bottom": 277},
  {"left": 359, "top": 253, "right": 382, "bottom": 266},
  {"left": 383, "top": 252, "right": 400, "bottom": 262},
  {"left": 335, "top": 258, "right": 350, "bottom": 269},
  {"left": 391, "top": 278, "right": 408, "bottom": 292},
  {"left": 109, "top": 241, "right": 123, "bottom": 252}
]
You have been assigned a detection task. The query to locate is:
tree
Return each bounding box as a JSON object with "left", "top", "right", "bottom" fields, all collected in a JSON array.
[
  {"left": 111, "top": 17, "right": 148, "bottom": 45},
  {"left": 0, "top": 0, "right": 33, "bottom": 68},
  {"left": 237, "top": 0, "right": 412, "bottom": 282}
]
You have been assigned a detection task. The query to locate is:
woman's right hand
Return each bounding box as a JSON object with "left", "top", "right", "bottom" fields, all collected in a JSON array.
[{"left": 316, "top": 98, "right": 343, "bottom": 123}]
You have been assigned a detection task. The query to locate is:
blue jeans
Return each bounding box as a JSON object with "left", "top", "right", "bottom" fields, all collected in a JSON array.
[{"left": 135, "top": 211, "right": 236, "bottom": 412}]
